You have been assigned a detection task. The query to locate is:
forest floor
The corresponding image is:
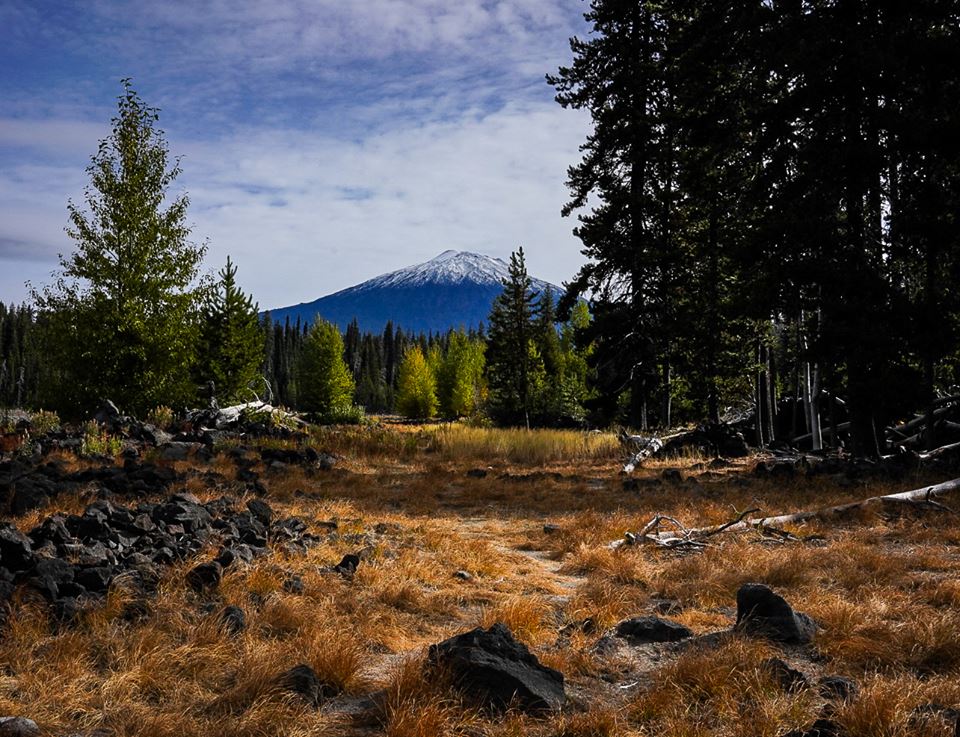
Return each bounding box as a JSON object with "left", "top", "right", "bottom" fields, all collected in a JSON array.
[{"left": 2, "top": 423, "right": 960, "bottom": 737}]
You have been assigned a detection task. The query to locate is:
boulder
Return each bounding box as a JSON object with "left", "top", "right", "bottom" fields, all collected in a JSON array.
[
  {"left": 780, "top": 719, "right": 843, "bottom": 737},
  {"left": 427, "top": 622, "right": 565, "bottom": 712},
  {"left": 219, "top": 605, "right": 246, "bottom": 635},
  {"left": 280, "top": 664, "right": 324, "bottom": 707},
  {"left": 762, "top": 657, "right": 809, "bottom": 692},
  {"left": 27, "top": 557, "right": 76, "bottom": 601},
  {"left": 0, "top": 716, "right": 40, "bottom": 737},
  {"left": 334, "top": 554, "right": 361, "bottom": 578},
  {"left": 615, "top": 616, "right": 692, "bottom": 643},
  {"left": 75, "top": 566, "right": 114, "bottom": 595},
  {"left": 818, "top": 675, "right": 857, "bottom": 701},
  {"left": 735, "top": 583, "right": 816, "bottom": 644},
  {"left": 0, "top": 524, "right": 34, "bottom": 572},
  {"left": 185, "top": 561, "right": 222, "bottom": 592},
  {"left": 159, "top": 442, "right": 201, "bottom": 462},
  {"left": 246, "top": 499, "right": 273, "bottom": 526}
]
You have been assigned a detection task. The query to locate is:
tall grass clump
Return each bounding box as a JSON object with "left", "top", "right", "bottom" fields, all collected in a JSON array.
[{"left": 429, "top": 425, "right": 620, "bottom": 465}]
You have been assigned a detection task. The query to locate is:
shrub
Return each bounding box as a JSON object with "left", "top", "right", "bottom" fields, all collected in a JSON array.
[
  {"left": 29, "top": 410, "right": 61, "bottom": 435},
  {"left": 145, "top": 405, "right": 175, "bottom": 430},
  {"left": 80, "top": 420, "right": 123, "bottom": 457}
]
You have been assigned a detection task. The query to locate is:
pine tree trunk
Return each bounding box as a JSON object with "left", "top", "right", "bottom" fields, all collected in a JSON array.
[
  {"left": 662, "top": 359, "right": 672, "bottom": 429},
  {"left": 810, "top": 363, "right": 822, "bottom": 452}
]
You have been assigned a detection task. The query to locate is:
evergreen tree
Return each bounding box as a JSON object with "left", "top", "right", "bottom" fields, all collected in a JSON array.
[
  {"left": 395, "top": 345, "right": 438, "bottom": 419},
  {"left": 298, "top": 319, "right": 355, "bottom": 416},
  {"left": 549, "top": 2, "right": 673, "bottom": 428},
  {"left": 30, "top": 80, "right": 206, "bottom": 415},
  {"left": 196, "top": 256, "right": 265, "bottom": 403},
  {"left": 486, "top": 247, "right": 543, "bottom": 426}
]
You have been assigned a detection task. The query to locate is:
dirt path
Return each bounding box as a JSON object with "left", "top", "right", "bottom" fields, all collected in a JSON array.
[{"left": 456, "top": 516, "right": 586, "bottom": 599}]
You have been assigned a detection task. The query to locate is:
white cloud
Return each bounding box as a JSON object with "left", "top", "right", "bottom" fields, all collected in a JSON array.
[
  {"left": 0, "top": 101, "right": 590, "bottom": 308},
  {"left": 180, "top": 100, "right": 590, "bottom": 309},
  {"left": 0, "top": 0, "right": 594, "bottom": 308}
]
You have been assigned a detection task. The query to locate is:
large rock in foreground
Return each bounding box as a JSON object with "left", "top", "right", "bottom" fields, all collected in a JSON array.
[
  {"left": 428, "top": 623, "right": 565, "bottom": 712},
  {"left": 735, "top": 583, "right": 816, "bottom": 644}
]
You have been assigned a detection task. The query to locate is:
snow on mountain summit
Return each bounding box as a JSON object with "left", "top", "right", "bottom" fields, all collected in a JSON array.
[
  {"left": 335, "top": 250, "right": 519, "bottom": 293},
  {"left": 262, "top": 250, "right": 559, "bottom": 334}
]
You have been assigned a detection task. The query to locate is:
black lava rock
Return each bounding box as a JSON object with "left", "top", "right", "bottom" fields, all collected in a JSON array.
[
  {"left": 334, "top": 554, "right": 360, "bottom": 578},
  {"left": 280, "top": 664, "right": 323, "bottom": 707},
  {"left": 219, "top": 605, "right": 246, "bottom": 635},
  {"left": 246, "top": 499, "right": 273, "bottom": 526},
  {"left": 818, "top": 675, "right": 857, "bottom": 701},
  {"left": 428, "top": 622, "right": 565, "bottom": 712},
  {"left": 762, "top": 657, "right": 810, "bottom": 692},
  {"left": 735, "top": 583, "right": 817, "bottom": 644},
  {"left": 0, "top": 716, "right": 41, "bottom": 737},
  {"left": 0, "top": 524, "right": 34, "bottom": 572},
  {"left": 185, "top": 561, "right": 222, "bottom": 592},
  {"left": 615, "top": 616, "right": 693, "bottom": 643}
]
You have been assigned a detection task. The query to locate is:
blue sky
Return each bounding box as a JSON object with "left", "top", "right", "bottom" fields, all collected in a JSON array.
[{"left": 0, "top": 0, "right": 591, "bottom": 309}]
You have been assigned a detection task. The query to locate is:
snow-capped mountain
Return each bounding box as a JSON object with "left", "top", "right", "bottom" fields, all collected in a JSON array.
[{"left": 262, "top": 250, "right": 560, "bottom": 334}]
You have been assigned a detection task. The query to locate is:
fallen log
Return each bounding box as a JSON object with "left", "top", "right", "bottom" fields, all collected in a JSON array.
[
  {"left": 621, "top": 435, "right": 664, "bottom": 474},
  {"left": 792, "top": 421, "right": 850, "bottom": 445},
  {"left": 611, "top": 477, "right": 960, "bottom": 549},
  {"left": 189, "top": 401, "right": 306, "bottom": 430},
  {"left": 920, "top": 441, "right": 960, "bottom": 463},
  {"left": 890, "top": 404, "right": 959, "bottom": 436}
]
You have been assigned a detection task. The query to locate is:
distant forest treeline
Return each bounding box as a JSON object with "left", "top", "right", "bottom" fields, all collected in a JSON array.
[
  {"left": 260, "top": 314, "right": 484, "bottom": 412},
  {"left": 0, "top": 301, "right": 481, "bottom": 415}
]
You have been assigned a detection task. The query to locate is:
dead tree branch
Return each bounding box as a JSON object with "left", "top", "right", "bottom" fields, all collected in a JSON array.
[{"left": 611, "top": 477, "right": 960, "bottom": 549}]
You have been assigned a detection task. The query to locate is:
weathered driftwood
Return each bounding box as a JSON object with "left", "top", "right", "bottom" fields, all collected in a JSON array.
[
  {"left": 621, "top": 435, "right": 664, "bottom": 474},
  {"left": 611, "top": 477, "right": 960, "bottom": 549},
  {"left": 190, "top": 401, "right": 306, "bottom": 430},
  {"left": 920, "top": 441, "right": 960, "bottom": 463}
]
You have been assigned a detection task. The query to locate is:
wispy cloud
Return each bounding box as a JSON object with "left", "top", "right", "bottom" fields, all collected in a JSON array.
[{"left": 0, "top": 0, "right": 591, "bottom": 307}]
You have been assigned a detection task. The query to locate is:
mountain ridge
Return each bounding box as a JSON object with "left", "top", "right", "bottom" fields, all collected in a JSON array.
[{"left": 261, "top": 250, "right": 560, "bottom": 334}]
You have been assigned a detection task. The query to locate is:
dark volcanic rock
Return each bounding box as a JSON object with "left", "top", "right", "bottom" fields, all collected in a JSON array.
[
  {"left": 818, "top": 675, "right": 857, "bottom": 701},
  {"left": 280, "top": 664, "right": 324, "bottom": 707},
  {"left": 75, "top": 566, "right": 114, "bottom": 595},
  {"left": 334, "top": 553, "right": 361, "bottom": 578},
  {"left": 762, "top": 657, "right": 809, "bottom": 692},
  {"left": 219, "top": 605, "right": 246, "bottom": 635},
  {"left": 735, "top": 583, "right": 816, "bottom": 644},
  {"left": 0, "top": 524, "right": 34, "bottom": 572},
  {"left": 780, "top": 718, "right": 843, "bottom": 737},
  {"left": 185, "top": 561, "right": 222, "bottom": 592},
  {"left": 615, "top": 616, "right": 692, "bottom": 643},
  {"left": 153, "top": 497, "right": 211, "bottom": 534},
  {"left": 246, "top": 498, "right": 273, "bottom": 526},
  {"left": 0, "top": 716, "right": 41, "bottom": 737},
  {"left": 428, "top": 622, "right": 565, "bottom": 712},
  {"left": 27, "top": 557, "right": 76, "bottom": 601}
]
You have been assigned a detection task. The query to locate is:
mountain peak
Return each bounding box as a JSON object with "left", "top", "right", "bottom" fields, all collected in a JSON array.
[
  {"left": 263, "top": 250, "right": 558, "bottom": 334},
  {"left": 340, "top": 250, "right": 518, "bottom": 291}
]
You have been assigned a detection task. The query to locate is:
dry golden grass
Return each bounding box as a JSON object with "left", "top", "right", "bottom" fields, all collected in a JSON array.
[
  {"left": 426, "top": 425, "right": 622, "bottom": 465},
  {"left": 2, "top": 425, "right": 960, "bottom": 736}
]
